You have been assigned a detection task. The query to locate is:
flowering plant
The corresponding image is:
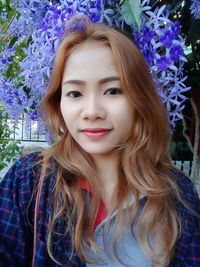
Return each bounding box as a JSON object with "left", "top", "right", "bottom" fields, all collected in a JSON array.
[
  {"left": 190, "top": 0, "right": 200, "bottom": 20},
  {"left": 0, "top": 105, "right": 21, "bottom": 178},
  {"left": 0, "top": 0, "right": 199, "bottom": 132}
]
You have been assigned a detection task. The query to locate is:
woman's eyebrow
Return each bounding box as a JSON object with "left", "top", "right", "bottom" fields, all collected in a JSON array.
[
  {"left": 99, "top": 76, "right": 120, "bottom": 84},
  {"left": 62, "top": 76, "right": 120, "bottom": 86},
  {"left": 62, "top": 80, "right": 85, "bottom": 86}
]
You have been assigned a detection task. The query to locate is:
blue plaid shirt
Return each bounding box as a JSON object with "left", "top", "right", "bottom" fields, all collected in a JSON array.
[{"left": 0, "top": 152, "right": 200, "bottom": 267}]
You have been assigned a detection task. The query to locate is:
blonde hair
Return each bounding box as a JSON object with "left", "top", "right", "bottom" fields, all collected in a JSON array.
[{"left": 35, "top": 15, "right": 181, "bottom": 266}]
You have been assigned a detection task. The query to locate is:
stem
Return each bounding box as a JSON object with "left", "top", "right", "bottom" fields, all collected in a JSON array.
[
  {"left": 0, "top": 10, "right": 17, "bottom": 43},
  {"left": 190, "top": 98, "right": 200, "bottom": 182},
  {"left": 0, "top": 25, "right": 20, "bottom": 43},
  {"left": 182, "top": 113, "right": 194, "bottom": 153},
  {"left": 192, "top": 42, "right": 200, "bottom": 71}
]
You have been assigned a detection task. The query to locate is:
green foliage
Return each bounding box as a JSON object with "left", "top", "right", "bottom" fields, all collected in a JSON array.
[
  {"left": 5, "top": 39, "right": 28, "bottom": 79},
  {"left": 120, "top": 0, "right": 142, "bottom": 29},
  {"left": 0, "top": 105, "right": 21, "bottom": 179},
  {"left": 0, "top": 0, "right": 29, "bottom": 80},
  {"left": 0, "top": 0, "right": 9, "bottom": 10}
]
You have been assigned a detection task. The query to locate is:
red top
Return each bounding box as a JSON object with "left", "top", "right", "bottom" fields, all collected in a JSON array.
[{"left": 81, "top": 179, "right": 107, "bottom": 230}]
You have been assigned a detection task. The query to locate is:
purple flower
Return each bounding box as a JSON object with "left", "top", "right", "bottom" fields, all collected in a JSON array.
[
  {"left": 143, "top": 49, "right": 154, "bottom": 64},
  {"left": 156, "top": 56, "right": 171, "bottom": 71},
  {"left": 171, "top": 21, "right": 180, "bottom": 38},
  {"left": 7, "top": 56, "right": 13, "bottom": 62},
  {"left": 2, "top": 59, "right": 7, "bottom": 64},
  {"left": 90, "top": 11, "right": 101, "bottom": 22},
  {"left": 95, "top": 0, "right": 102, "bottom": 9},
  {"left": 159, "top": 29, "right": 175, "bottom": 47},
  {"left": 190, "top": 0, "right": 200, "bottom": 20},
  {"left": 29, "top": 109, "right": 38, "bottom": 121},
  {"left": 143, "top": 26, "right": 154, "bottom": 43},
  {"left": 169, "top": 45, "right": 183, "bottom": 62}
]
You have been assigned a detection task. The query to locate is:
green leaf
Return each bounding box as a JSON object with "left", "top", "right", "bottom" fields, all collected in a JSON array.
[
  {"left": 6, "top": 0, "right": 10, "bottom": 7},
  {"left": 2, "top": 21, "right": 8, "bottom": 31},
  {"left": 0, "top": 0, "right": 10, "bottom": 12},
  {"left": 119, "top": 0, "right": 125, "bottom": 5},
  {"left": 121, "top": 0, "right": 142, "bottom": 29},
  {"left": 0, "top": 0, "right": 6, "bottom": 5},
  {"left": 0, "top": 161, "right": 6, "bottom": 172},
  {"left": 7, "top": 8, "right": 16, "bottom": 21},
  {"left": 8, "top": 36, "right": 18, "bottom": 48}
]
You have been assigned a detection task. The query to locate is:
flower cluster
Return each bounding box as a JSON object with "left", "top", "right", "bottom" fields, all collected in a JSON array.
[
  {"left": 0, "top": 78, "right": 29, "bottom": 121},
  {"left": 0, "top": 0, "right": 51, "bottom": 122},
  {"left": 190, "top": 0, "right": 200, "bottom": 20},
  {"left": 10, "top": 0, "right": 50, "bottom": 36},
  {"left": 0, "top": 44, "right": 16, "bottom": 73},
  {"left": 0, "top": 0, "right": 192, "bottom": 131},
  {"left": 133, "top": 3, "right": 189, "bottom": 127}
]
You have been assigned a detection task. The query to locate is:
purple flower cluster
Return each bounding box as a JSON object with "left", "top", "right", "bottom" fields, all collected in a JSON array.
[
  {"left": 10, "top": 0, "right": 50, "bottom": 36},
  {"left": 190, "top": 0, "right": 200, "bottom": 20},
  {"left": 0, "top": 78, "right": 29, "bottom": 121},
  {"left": 0, "top": 0, "right": 51, "bottom": 123},
  {"left": 133, "top": 3, "right": 189, "bottom": 127},
  {"left": 0, "top": 0, "right": 191, "bottom": 132},
  {"left": 0, "top": 44, "right": 16, "bottom": 72}
]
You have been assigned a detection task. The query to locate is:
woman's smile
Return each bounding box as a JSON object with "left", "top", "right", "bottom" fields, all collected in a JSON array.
[{"left": 81, "top": 128, "right": 112, "bottom": 140}]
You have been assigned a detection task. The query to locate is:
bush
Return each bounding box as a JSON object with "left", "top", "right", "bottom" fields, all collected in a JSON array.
[{"left": 0, "top": 105, "right": 21, "bottom": 179}]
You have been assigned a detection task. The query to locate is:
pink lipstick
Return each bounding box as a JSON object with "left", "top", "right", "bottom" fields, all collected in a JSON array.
[{"left": 81, "top": 128, "right": 111, "bottom": 140}]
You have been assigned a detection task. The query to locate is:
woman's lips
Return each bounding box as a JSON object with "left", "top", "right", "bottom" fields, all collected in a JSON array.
[{"left": 81, "top": 128, "right": 111, "bottom": 139}]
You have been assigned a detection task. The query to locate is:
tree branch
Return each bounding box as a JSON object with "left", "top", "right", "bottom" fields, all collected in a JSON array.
[
  {"left": 190, "top": 98, "right": 200, "bottom": 181},
  {"left": 182, "top": 114, "right": 194, "bottom": 153}
]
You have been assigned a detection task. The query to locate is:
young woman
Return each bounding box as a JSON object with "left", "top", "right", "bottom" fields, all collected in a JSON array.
[{"left": 0, "top": 15, "right": 199, "bottom": 267}]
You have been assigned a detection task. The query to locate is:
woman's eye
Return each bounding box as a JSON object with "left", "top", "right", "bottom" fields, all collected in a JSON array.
[
  {"left": 104, "top": 88, "right": 122, "bottom": 95},
  {"left": 66, "top": 91, "right": 82, "bottom": 98}
]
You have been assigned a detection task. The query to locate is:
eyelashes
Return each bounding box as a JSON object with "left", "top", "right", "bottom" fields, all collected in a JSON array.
[
  {"left": 66, "top": 91, "right": 82, "bottom": 98},
  {"left": 66, "top": 88, "right": 123, "bottom": 98},
  {"left": 104, "top": 88, "right": 122, "bottom": 95}
]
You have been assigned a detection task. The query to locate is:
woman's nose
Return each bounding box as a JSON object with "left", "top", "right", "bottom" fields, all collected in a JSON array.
[{"left": 81, "top": 96, "right": 106, "bottom": 121}]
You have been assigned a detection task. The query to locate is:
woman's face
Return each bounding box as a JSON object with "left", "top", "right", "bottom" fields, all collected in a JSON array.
[{"left": 61, "top": 41, "right": 134, "bottom": 158}]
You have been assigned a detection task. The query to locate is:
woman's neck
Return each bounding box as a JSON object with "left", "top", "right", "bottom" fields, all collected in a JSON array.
[{"left": 92, "top": 152, "right": 119, "bottom": 211}]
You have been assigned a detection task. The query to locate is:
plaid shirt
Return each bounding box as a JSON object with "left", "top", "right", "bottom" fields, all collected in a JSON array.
[{"left": 0, "top": 152, "right": 200, "bottom": 267}]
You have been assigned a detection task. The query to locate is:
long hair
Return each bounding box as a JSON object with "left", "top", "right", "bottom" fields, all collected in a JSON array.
[{"left": 37, "top": 15, "right": 181, "bottom": 266}]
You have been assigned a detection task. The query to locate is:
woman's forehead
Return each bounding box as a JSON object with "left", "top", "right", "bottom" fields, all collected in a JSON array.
[{"left": 62, "top": 41, "right": 119, "bottom": 83}]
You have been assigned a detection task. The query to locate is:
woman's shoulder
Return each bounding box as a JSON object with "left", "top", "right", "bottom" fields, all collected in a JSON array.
[
  {"left": 168, "top": 169, "right": 200, "bottom": 266},
  {"left": 0, "top": 152, "right": 58, "bottom": 265},
  {"left": 2, "top": 150, "right": 57, "bottom": 179},
  {"left": 169, "top": 168, "right": 196, "bottom": 190},
  {"left": 0, "top": 151, "right": 57, "bottom": 226},
  {"left": 169, "top": 168, "right": 200, "bottom": 213},
  {"left": 169, "top": 168, "right": 200, "bottom": 231},
  {"left": 0, "top": 151, "right": 57, "bottom": 207},
  {"left": 1, "top": 151, "right": 43, "bottom": 190}
]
